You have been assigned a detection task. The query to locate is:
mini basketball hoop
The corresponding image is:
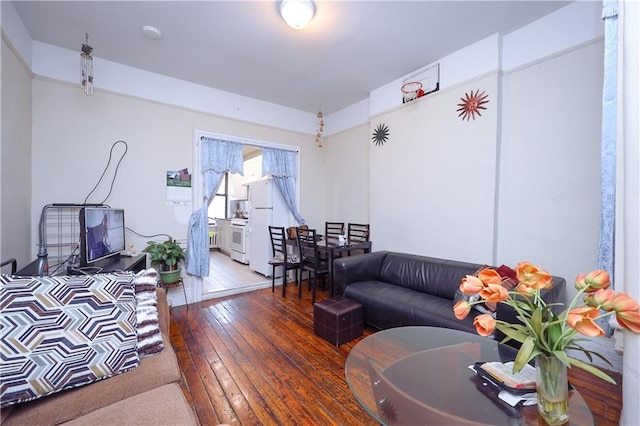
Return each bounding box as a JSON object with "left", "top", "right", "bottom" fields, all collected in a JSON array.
[{"left": 401, "top": 81, "right": 425, "bottom": 103}]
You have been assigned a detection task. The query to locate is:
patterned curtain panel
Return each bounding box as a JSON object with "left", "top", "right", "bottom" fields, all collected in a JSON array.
[
  {"left": 262, "top": 147, "right": 305, "bottom": 225},
  {"left": 186, "top": 138, "right": 244, "bottom": 277},
  {"left": 596, "top": 0, "right": 618, "bottom": 287}
]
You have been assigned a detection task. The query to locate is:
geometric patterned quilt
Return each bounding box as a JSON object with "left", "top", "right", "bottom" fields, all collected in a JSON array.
[{"left": 0, "top": 272, "right": 140, "bottom": 407}]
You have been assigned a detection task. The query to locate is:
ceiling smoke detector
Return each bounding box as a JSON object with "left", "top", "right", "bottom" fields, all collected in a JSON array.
[{"left": 142, "top": 25, "right": 162, "bottom": 40}]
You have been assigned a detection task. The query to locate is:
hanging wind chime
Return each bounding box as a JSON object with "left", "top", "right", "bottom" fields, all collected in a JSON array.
[
  {"left": 80, "top": 33, "right": 94, "bottom": 96},
  {"left": 315, "top": 110, "right": 324, "bottom": 147}
]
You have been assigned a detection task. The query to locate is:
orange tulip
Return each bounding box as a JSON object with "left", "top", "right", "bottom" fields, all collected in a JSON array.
[
  {"left": 515, "top": 262, "right": 552, "bottom": 290},
  {"left": 515, "top": 282, "right": 536, "bottom": 297},
  {"left": 473, "top": 314, "right": 496, "bottom": 336},
  {"left": 453, "top": 300, "right": 471, "bottom": 320},
  {"left": 479, "top": 283, "right": 509, "bottom": 303},
  {"left": 616, "top": 310, "right": 640, "bottom": 333},
  {"left": 567, "top": 306, "right": 605, "bottom": 337},
  {"left": 477, "top": 268, "right": 502, "bottom": 285},
  {"left": 574, "top": 273, "right": 589, "bottom": 291},
  {"left": 610, "top": 292, "right": 640, "bottom": 313},
  {"left": 583, "top": 269, "right": 611, "bottom": 292},
  {"left": 460, "top": 275, "right": 485, "bottom": 295},
  {"left": 584, "top": 288, "right": 616, "bottom": 311}
]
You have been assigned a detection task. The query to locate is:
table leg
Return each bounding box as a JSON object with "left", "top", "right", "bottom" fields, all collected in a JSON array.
[{"left": 329, "top": 247, "right": 335, "bottom": 297}]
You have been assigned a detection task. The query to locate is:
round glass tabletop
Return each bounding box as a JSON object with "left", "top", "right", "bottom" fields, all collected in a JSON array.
[{"left": 345, "top": 326, "right": 593, "bottom": 425}]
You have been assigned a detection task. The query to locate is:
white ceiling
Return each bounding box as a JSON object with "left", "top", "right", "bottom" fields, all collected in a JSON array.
[{"left": 12, "top": 0, "right": 573, "bottom": 115}]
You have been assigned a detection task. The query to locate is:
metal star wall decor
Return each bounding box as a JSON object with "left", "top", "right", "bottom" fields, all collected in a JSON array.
[
  {"left": 456, "top": 89, "right": 489, "bottom": 121},
  {"left": 372, "top": 123, "right": 390, "bottom": 147}
]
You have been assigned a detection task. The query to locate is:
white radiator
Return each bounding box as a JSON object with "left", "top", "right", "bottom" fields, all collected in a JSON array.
[{"left": 208, "top": 227, "right": 218, "bottom": 250}]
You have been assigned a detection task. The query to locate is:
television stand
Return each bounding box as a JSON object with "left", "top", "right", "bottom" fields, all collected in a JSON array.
[
  {"left": 79, "top": 254, "right": 147, "bottom": 274},
  {"left": 17, "top": 254, "right": 147, "bottom": 276}
]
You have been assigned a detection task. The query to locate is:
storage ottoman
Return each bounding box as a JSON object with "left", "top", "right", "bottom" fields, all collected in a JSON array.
[{"left": 314, "top": 296, "right": 363, "bottom": 346}]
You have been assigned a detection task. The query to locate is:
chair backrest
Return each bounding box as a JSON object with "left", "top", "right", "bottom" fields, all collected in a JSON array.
[
  {"left": 296, "top": 227, "right": 317, "bottom": 263},
  {"left": 348, "top": 223, "right": 370, "bottom": 242},
  {"left": 268, "top": 226, "right": 288, "bottom": 257},
  {"left": 325, "top": 222, "right": 345, "bottom": 239},
  {"left": 1, "top": 258, "right": 17, "bottom": 275}
]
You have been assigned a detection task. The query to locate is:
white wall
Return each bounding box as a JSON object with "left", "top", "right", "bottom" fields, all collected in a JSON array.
[
  {"left": 370, "top": 73, "right": 499, "bottom": 263},
  {"left": 498, "top": 39, "right": 604, "bottom": 292},
  {"left": 1, "top": 37, "right": 32, "bottom": 269},
  {"left": 29, "top": 79, "right": 324, "bottom": 305},
  {"left": 322, "top": 124, "right": 370, "bottom": 228}
]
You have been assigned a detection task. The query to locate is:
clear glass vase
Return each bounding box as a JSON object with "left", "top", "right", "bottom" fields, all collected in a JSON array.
[{"left": 535, "top": 354, "right": 569, "bottom": 425}]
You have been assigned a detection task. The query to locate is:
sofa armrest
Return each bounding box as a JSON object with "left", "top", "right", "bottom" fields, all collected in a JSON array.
[
  {"left": 155, "top": 287, "right": 170, "bottom": 336},
  {"left": 333, "top": 251, "right": 389, "bottom": 295}
]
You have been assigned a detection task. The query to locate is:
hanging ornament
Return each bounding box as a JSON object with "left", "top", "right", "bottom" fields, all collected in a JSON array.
[{"left": 315, "top": 110, "right": 324, "bottom": 147}]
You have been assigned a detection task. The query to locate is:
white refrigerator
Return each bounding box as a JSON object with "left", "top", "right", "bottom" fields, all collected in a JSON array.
[{"left": 247, "top": 177, "right": 291, "bottom": 277}]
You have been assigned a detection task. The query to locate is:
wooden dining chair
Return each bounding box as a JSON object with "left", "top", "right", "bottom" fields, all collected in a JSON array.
[
  {"left": 347, "top": 223, "right": 370, "bottom": 242},
  {"left": 347, "top": 223, "right": 370, "bottom": 255},
  {"left": 324, "top": 221, "right": 345, "bottom": 259},
  {"left": 268, "top": 226, "right": 300, "bottom": 297},
  {"left": 296, "top": 227, "right": 329, "bottom": 305},
  {"left": 325, "top": 222, "right": 345, "bottom": 240}
]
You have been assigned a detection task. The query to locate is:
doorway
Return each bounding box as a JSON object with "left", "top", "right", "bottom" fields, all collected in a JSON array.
[{"left": 190, "top": 129, "right": 300, "bottom": 303}]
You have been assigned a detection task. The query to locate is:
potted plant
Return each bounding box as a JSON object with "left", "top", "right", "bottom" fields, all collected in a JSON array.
[{"left": 142, "top": 238, "right": 186, "bottom": 284}]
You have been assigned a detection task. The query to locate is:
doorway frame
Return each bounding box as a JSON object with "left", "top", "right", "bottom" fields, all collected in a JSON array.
[{"left": 189, "top": 128, "right": 301, "bottom": 302}]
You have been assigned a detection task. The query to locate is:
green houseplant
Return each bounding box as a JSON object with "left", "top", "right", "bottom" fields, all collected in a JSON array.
[{"left": 142, "top": 238, "right": 186, "bottom": 284}]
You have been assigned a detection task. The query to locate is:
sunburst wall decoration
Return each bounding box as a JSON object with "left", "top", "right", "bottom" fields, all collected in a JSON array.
[
  {"left": 372, "top": 123, "right": 390, "bottom": 147},
  {"left": 456, "top": 89, "right": 489, "bottom": 121}
]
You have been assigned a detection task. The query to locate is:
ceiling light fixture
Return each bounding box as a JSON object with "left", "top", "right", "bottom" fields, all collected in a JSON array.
[
  {"left": 80, "top": 33, "right": 93, "bottom": 96},
  {"left": 280, "top": 0, "right": 315, "bottom": 30}
]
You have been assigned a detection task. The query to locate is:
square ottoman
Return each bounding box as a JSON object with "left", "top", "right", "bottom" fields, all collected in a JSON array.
[{"left": 314, "top": 296, "right": 363, "bottom": 346}]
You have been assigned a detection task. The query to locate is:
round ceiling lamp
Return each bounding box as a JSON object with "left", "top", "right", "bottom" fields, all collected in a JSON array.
[{"left": 280, "top": 0, "right": 315, "bottom": 30}]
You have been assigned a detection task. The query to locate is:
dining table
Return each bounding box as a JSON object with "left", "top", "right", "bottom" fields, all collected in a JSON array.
[{"left": 315, "top": 236, "right": 372, "bottom": 296}]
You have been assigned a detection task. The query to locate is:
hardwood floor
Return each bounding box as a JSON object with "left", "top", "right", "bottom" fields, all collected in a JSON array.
[{"left": 169, "top": 283, "right": 622, "bottom": 425}]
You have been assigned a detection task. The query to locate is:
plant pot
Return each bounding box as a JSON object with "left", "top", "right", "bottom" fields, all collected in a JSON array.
[
  {"left": 159, "top": 268, "right": 181, "bottom": 285},
  {"left": 535, "top": 354, "right": 569, "bottom": 425}
]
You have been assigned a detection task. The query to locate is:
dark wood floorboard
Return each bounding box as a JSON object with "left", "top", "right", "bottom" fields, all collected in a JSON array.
[{"left": 169, "top": 282, "right": 622, "bottom": 425}]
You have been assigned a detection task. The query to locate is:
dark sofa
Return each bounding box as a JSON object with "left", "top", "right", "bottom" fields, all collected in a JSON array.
[{"left": 333, "top": 251, "right": 566, "bottom": 339}]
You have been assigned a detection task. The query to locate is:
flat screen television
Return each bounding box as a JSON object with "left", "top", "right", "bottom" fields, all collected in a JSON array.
[{"left": 79, "top": 207, "right": 126, "bottom": 265}]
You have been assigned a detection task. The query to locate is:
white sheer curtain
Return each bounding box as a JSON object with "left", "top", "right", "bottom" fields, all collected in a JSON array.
[
  {"left": 186, "top": 138, "right": 243, "bottom": 277},
  {"left": 596, "top": 0, "right": 618, "bottom": 287},
  {"left": 617, "top": 1, "right": 640, "bottom": 423},
  {"left": 261, "top": 147, "right": 305, "bottom": 224}
]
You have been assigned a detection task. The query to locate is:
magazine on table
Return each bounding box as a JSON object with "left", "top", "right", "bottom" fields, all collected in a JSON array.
[{"left": 472, "top": 361, "right": 537, "bottom": 395}]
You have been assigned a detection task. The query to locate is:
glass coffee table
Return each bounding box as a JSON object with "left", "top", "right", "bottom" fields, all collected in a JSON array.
[{"left": 345, "top": 326, "right": 593, "bottom": 425}]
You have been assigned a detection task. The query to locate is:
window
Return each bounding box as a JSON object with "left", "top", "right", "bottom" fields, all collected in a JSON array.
[{"left": 207, "top": 173, "right": 228, "bottom": 219}]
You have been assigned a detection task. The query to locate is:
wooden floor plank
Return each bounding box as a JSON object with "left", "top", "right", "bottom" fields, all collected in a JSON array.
[{"left": 169, "top": 282, "right": 621, "bottom": 426}]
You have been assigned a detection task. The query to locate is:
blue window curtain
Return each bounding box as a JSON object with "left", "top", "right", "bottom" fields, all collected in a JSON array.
[
  {"left": 261, "top": 147, "right": 305, "bottom": 225},
  {"left": 596, "top": 0, "right": 618, "bottom": 287},
  {"left": 186, "top": 137, "right": 244, "bottom": 277}
]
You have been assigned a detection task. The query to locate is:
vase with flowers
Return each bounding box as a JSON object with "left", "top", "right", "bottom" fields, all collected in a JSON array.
[{"left": 453, "top": 262, "right": 640, "bottom": 425}]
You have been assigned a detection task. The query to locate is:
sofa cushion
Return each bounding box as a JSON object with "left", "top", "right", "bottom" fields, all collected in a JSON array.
[
  {"left": 2, "top": 332, "right": 180, "bottom": 426},
  {"left": 379, "top": 253, "right": 481, "bottom": 299},
  {"left": 0, "top": 273, "right": 139, "bottom": 408},
  {"left": 344, "top": 280, "right": 479, "bottom": 332},
  {"left": 61, "top": 383, "right": 196, "bottom": 425}
]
